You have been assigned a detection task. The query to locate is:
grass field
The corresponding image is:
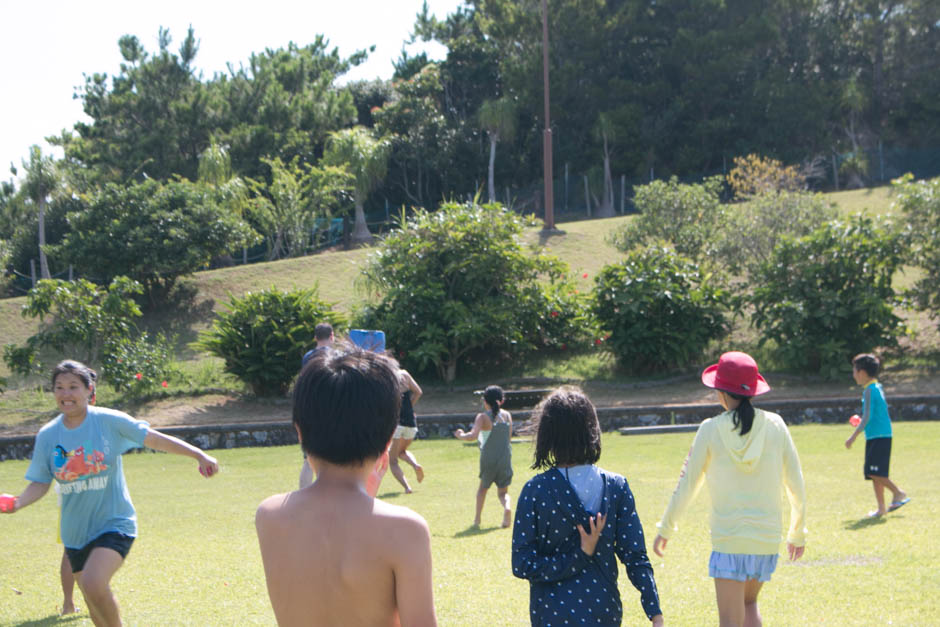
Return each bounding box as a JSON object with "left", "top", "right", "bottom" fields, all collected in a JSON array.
[{"left": 1, "top": 421, "right": 937, "bottom": 625}]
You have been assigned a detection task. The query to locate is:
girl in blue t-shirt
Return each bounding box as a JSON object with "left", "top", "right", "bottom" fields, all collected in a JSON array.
[
  {"left": 512, "top": 387, "right": 664, "bottom": 626},
  {"left": 1, "top": 360, "right": 220, "bottom": 625}
]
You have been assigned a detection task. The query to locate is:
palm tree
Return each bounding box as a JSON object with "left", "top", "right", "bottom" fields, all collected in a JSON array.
[
  {"left": 198, "top": 140, "right": 251, "bottom": 262},
  {"left": 22, "top": 146, "right": 59, "bottom": 279},
  {"left": 324, "top": 127, "right": 391, "bottom": 245},
  {"left": 478, "top": 98, "right": 516, "bottom": 204}
]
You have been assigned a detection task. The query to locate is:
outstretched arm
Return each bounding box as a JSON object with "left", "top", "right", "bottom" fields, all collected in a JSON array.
[
  {"left": 454, "top": 413, "right": 487, "bottom": 441},
  {"left": 400, "top": 370, "right": 422, "bottom": 405},
  {"left": 143, "top": 429, "right": 219, "bottom": 477},
  {"left": 656, "top": 425, "right": 710, "bottom": 545},
  {"left": 2, "top": 481, "right": 51, "bottom": 513}
]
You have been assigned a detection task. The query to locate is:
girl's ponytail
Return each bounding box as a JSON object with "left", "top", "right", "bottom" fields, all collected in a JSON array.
[
  {"left": 483, "top": 385, "right": 504, "bottom": 419},
  {"left": 731, "top": 394, "right": 755, "bottom": 436}
]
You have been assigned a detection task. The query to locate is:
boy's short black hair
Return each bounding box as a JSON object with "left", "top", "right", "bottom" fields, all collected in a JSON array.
[
  {"left": 293, "top": 342, "right": 401, "bottom": 465},
  {"left": 531, "top": 387, "right": 601, "bottom": 470},
  {"left": 314, "top": 322, "right": 334, "bottom": 341},
  {"left": 852, "top": 353, "right": 880, "bottom": 378}
]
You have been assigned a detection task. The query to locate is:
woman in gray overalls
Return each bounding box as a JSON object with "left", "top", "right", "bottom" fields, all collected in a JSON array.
[{"left": 454, "top": 385, "right": 513, "bottom": 527}]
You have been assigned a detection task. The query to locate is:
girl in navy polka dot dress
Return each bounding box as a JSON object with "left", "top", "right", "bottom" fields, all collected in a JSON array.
[{"left": 512, "top": 387, "right": 664, "bottom": 626}]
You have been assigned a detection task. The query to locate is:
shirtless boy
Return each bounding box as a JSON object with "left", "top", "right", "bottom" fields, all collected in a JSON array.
[{"left": 256, "top": 344, "right": 437, "bottom": 627}]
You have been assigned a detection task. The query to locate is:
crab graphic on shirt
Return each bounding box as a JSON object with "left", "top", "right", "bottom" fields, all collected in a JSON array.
[{"left": 53, "top": 444, "right": 108, "bottom": 481}]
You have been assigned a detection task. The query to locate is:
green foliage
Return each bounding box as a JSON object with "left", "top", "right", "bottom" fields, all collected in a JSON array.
[
  {"left": 99, "top": 334, "right": 176, "bottom": 395},
  {"left": 214, "top": 38, "right": 362, "bottom": 181},
  {"left": 59, "top": 28, "right": 211, "bottom": 185},
  {"left": 359, "top": 201, "right": 585, "bottom": 382},
  {"left": 611, "top": 177, "right": 726, "bottom": 261},
  {"left": 373, "top": 64, "right": 459, "bottom": 208},
  {"left": 194, "top": 287, "right": 345, "bottom": 396},
  {"left": 750, "top": 216, "right": 906, "bottom": 376},
  {"left": 247, "top": 157, "right": 351, "bottom": 260},
  {"left": 727, "top": 154, "right": 806, "bottom": 199},
  {"left": 714, "top": 191, "right": 839, "bottom": 278},
  {"left": 2, "top": 277, "right": 173, "bottom": 392},
  {"left": 894, "top": 175, "right": 940, "bottom": 326},
  {"left": 592, "top": 246, "right": 730, "bottom": 372},
  {"left": 51, "top": 179, "right": 258, "bottom": 303}
]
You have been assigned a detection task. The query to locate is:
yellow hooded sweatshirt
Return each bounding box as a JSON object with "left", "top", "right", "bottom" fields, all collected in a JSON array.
[{"left": 656, "top": 408, "right": 807, "bottom": 554}]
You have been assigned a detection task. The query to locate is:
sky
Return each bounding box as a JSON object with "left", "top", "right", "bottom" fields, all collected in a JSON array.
[{"left": 1, "top": 0, "right": 464, "bottom": 182}]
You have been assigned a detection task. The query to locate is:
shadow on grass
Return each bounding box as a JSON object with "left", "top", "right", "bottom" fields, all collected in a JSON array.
[
  {"left": 16, "top": 612, "right": 85, "bottom": 626},
  {"left": 453, "top": 524, "right": 503, "bottom": 538},
  {"left": 142, "top": 281, "right": 217, "bottom": 359},
  {"left": 843, "top": 514, "right": 889, "bottom": 530},
  {"left": 377, "top": 491, "right": 412, "bottom": 500}
]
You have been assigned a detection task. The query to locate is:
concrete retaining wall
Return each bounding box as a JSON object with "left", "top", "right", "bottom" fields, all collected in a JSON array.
[{"left": 1, "top": 394, "right": 937, "bottom": 461}]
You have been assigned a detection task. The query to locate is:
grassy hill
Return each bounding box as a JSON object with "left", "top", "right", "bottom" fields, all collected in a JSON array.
[{"left": 0, "top": 185, "right": 910, "bottom": 380}]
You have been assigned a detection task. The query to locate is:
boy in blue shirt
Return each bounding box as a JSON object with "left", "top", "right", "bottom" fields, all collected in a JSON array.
[{"left": 845, "top": 353, "right": 909, "bottom": 517}]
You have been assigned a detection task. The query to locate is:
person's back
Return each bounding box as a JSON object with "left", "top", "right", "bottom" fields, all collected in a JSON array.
[
  {"left": 257, "top": 344, "right": 437, "bottom": 627},
  {"left": 256, "top": 479, "right": 432, "bottom": 626}
]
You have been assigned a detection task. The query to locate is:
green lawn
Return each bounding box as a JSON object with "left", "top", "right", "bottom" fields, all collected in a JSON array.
[{"left": 1, "top": 421, "right": 937, "bottom": 625}]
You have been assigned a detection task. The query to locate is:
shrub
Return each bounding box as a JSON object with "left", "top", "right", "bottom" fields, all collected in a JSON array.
[
  {"left": 194, "top": 287, "right": 345, "bottom": 396},
  {"left": 99, "top": 334, "right": 176, "bottom": 395},
  {"left": 894, "top": 174, "right": 940, "bottom": 327},
  {"left": 592, "top": 246, "right": 730, "bottom": 372},
  {"left": 2, "top": 277, "right": 174, "bottom": 393},
  {"left": 727, "top": 154, "right": 806, "bottom": 199},
  {"left": 610, "top": 176, "right": 725, "bottom": 261},
  {"left": 713, "top": 191, "right": 838, "bottom": 278},
  {"left": 749, "top": 216, "right": 906, "bottom": 376},
  {"left": 359, "top": 201, "right": 587, "bottom": 382},
  {"left": 50, "top": 179, "right": 258, "bottom": 305}
]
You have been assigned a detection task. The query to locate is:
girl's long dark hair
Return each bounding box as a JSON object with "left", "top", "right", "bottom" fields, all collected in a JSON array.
[
  {"left": 531, "top": 387, "right": 601, "bottom": 470},
  {"left": 726, "top": 391, "right": 755, "bottom": 436},
  {"left": 483, "top": 385, "right": 503, "bottom": 418}
]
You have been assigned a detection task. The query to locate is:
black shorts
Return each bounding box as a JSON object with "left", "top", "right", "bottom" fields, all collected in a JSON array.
[
  {"left": 65, "top": 532, "right": 135, "bottom": 573},
  {"left": 864, "top": 438, "right": 891, "bottom": 480}
]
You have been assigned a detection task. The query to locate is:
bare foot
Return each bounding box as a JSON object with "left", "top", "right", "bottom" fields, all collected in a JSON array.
[
  {"left": 415, "top": 465, "right": 425, "bottom": 483},
  {"left": 502, "top": 509, "right": 512, "bottom": 528},
  {"left": 472, "top": 519, "right": 481, "bottom": 528},
  {"left": 404, "top": 487, "right": 413, "bottom": 494},
  {"left": 61, "top": 602, "right": 79, "bottom": 615}
]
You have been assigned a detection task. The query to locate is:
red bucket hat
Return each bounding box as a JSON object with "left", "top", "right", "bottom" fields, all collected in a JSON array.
[{"left": 701, "top": 351, "right": 770, "bottom": 397}]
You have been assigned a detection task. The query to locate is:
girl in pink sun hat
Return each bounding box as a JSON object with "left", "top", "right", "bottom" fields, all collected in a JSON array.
[{"left": 652, "top": 351, "right": 807, "bottom": 627}]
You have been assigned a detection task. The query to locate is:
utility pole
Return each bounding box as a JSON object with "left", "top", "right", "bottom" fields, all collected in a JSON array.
[{"left": 541, "top": 0, "right": 556, "bottom": 232}]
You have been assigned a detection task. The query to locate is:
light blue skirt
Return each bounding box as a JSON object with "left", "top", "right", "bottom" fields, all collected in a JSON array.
[{"left": 709, "top": 551, "right": 778, "bottom": 582}]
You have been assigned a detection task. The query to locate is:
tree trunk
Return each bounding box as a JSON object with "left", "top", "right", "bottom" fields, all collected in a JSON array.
[
  {"left": 38, "top": 198, "right": 51, "bottom": 279},
  {"left": 487, "top": 134, "right": 498, "bottom": 204},
  {"left": 443, "top": 359, "right": 457, "bottom": 383},
  {"left": 351, "top": 193, "right": 373, "bottom": 245},
  {"left": 597, "top": 137, "right": 615, "bottom": 218}
]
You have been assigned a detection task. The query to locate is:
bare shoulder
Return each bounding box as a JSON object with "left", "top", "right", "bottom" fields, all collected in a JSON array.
[
  {"left": 255, "top": 492, "right": 292, "bottom": 529},
  {"left": 372, "top": 499, "right": 431, "bottom": 544}
]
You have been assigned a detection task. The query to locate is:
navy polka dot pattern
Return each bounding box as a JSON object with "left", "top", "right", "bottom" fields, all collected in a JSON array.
[{"left": 511, "top": 468, "right": 662, "bottom": 625}]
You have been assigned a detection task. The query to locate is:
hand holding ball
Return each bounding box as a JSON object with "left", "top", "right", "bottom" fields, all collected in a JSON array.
[{"left": 0, "top": 493, "right": 15, "bottom": 513}]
